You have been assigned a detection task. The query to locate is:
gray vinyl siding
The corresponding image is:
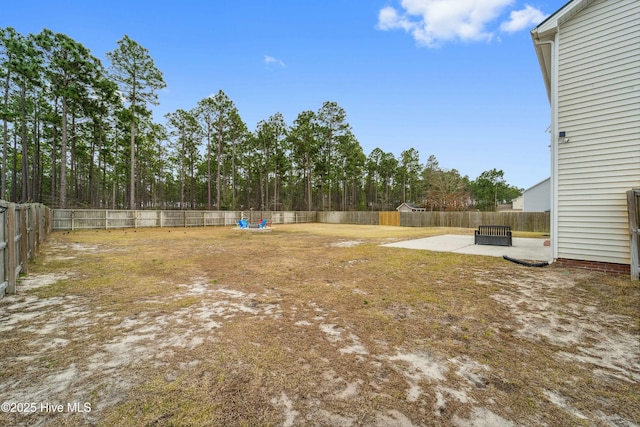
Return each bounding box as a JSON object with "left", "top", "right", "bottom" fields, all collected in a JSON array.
[
  {"left": 523, "top": 178, "right": 550, "bottom": 212},
  {"left": 556, "top": 0, "right": 640, "bottom": 264}
]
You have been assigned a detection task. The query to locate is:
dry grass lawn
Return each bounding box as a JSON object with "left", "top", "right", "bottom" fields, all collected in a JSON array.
[{"left": 0, "top": 224, "right": 638, "bottom": 426}]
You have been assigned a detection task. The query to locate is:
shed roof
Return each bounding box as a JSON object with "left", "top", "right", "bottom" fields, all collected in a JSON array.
[{"left": 396, "top": 202, "right": 425, "bottom": 211}]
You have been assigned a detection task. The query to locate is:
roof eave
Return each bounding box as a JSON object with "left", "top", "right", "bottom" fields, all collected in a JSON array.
[
  {"left": 530, "top": 0, "right": 593, "bottom": 104},
  {"left": 530, "top": 29, "right": 553, "bottom": 103}
]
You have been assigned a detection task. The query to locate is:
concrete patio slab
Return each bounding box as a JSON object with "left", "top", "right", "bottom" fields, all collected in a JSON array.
[{"left": 381, "top": 234, "right": 550, "bottom": 262}]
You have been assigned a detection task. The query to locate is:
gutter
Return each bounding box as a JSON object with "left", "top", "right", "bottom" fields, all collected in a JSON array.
[{"left": 533, "top": 37, "right": 558, "bottom": 265}]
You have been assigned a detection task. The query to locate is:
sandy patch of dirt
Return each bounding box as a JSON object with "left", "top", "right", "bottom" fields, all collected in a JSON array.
[
  {"left": 0, "top": 227, "right": 638, "bottom": 426},
  {"left": 486, "top": 270, "right": 640, "bottom": 385},
  {"left": 330, "top": 240, "right": 363, "bottom": 248}
]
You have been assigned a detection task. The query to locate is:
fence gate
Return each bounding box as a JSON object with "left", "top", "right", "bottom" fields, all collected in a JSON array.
[
  {"left": 379, "top": 211, "right": 400, "bottom": 226},
  {"left": 0, "top": 202, "right": 51, "bottom": 298},
  {"left": 628, "top": 189, "right": 640, "bottom": 281}
]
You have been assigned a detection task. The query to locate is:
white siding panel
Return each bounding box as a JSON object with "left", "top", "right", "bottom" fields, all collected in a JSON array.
[
  {"left": 559, "top": 154, "right": 637, "bottom": 167},
  {"left": 559, "top": 214, "right": 629, "bottom": 227},
  {"left": 561, "top": 93, "right": 639, "bottom": 121},
  {"left": 559, "top": 159, "right": 639, "bottom": 177},
  {"left": 561, "top": 82, "right": 639, "bottom": 109},
  {"left": 556, "top": 0, "right": 640, "bottom": 265}
]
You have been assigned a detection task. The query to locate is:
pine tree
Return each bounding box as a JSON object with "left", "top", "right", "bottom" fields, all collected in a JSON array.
[{"left": 107, "top": 35, "right": 165, "bottom": 209}]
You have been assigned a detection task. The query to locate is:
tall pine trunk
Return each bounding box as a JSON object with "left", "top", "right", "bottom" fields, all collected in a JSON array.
[
  {"left": 207, "top": 132, "right": 212, "bottom": 210},
  {"left": 2, "top": 66, "right": 10, "bottom": 200},
  {"left": 20, "top": 86, "right": 29, "bottom": 202},
  {"left": 129, "top": 113, "right": 135, "bottom": 209},
  {"left": 216, "top": 125, "right": 223, "bottom": 209},
  {"left": 60, "top": 98, "right": 68, "bottom": 208}
]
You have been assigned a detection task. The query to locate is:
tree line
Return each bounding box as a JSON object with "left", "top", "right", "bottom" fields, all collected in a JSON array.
[{"left": 1, "top": 28, "right": 521, "bottom": 211}]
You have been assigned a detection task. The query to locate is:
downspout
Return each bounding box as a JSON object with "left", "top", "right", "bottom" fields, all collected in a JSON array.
[{"left": 535, "top": 36, "right": 558, "bottom": 264}]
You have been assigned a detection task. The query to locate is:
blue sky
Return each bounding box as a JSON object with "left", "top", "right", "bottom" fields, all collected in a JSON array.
[{"left": 1, "top": 0, "right": 567, "bottom": 190}]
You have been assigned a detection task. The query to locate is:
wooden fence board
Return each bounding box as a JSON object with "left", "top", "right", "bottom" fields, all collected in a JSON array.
[
  {"left": 0, "top": 204, "right": 6, "bottom": 295},
  {"left": 0, "top": 202, "right": 50, "bottom": 298},
  {"left": 379, "top": 211, "right": 400, "bottom": 226},
  {"left": 628, "top": 189, "right": 640, "bottom": 281}
]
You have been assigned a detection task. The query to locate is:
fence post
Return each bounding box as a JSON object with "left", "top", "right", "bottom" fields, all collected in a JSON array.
[
  {"left": 37, "top": 205, "right": 43, "bottom": 245},
  {"left": 30, "top": 205, "right": 35, "bottom": 254},
  {"left": 20, "top": 206, "right": 28, "bottom": 275},
  {"left": 44, "top": 207, "right": 49, "bottom": 234},
  {"left": 6, "top": 204, "right": 16, "bottom": 294},
  {"left": 41, "top": 205, "right": 46, "bottom": 242},
  {"left": 31, "top": 205, "right": 37, "bottom": 256},
  {"left": 31, "top": 205, "right": 38, "bottom": 255}
]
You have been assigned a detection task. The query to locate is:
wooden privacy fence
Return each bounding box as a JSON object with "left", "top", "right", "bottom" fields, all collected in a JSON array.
[
  {"left": 318, "top": 211, "right": 402, "bottom": 226},
  {"left": 54, "top": 210, "right": 549, "bottom": 233},
  {"left": 318, "top": 211, "right": 381, "bottom": 225},
  {"left": 628, "top": 189, "right": 640, "bottom": 281},
  {"left": 400, "top": 211, "right": 550, "bottom": 232},
  {"left": 0, "top": 201, "right": 52, "bottom": 298},
  {"left": 52, "top": 209, "right": 318, "bottom": 230},
  {"left": 319, "top": 211, "right": 550, "bottom": 233}
]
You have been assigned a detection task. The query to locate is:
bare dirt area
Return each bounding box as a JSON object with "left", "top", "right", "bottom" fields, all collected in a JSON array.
[{"left": 0, "top": 224, "right": 638, "bottom": 426}]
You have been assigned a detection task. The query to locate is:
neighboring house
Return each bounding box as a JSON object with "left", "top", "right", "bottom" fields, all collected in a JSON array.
[
  {"left": 512, "top": 195, "right": 524, "bottom": 211},
  {"left": 509, "top": 178, "right": 550, "bottom": 212},
  {"left": 396, "top": 203, "right": 426, "bottom": 212},
  {"left": 497, "top": 202, "right": 518, "bottom": 212},
  {"left": 531, "top": 0, "right": 640, "bottom": 273},
  {"left": 523, "top": 178, "right": 551, "bottom": 212}
]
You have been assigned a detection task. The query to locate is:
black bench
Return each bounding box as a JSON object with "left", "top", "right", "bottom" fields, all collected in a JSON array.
[{"left": 474, "top": 225, "right": 512, "bottom": 246}]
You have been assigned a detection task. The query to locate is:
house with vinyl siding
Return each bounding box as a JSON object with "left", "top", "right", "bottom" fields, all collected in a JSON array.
[
  {"left": 511, "top": 178, "right": 551, "bottom": 212},
  {"left": 523, "top": 178, "right": 551, "bottom": 212},
  {"left": 531, "top": 0, "right": 640, "bottom": 273}
]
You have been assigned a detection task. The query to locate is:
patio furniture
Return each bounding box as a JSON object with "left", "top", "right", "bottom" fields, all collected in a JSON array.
[{"left": 474, "top": 225, "right": 512, "bottom": 246}]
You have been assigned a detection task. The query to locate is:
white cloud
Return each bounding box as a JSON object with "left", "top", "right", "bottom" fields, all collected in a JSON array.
[
  {"left": 264, "top": 55, "right": 286, "bottom": 67},
  {"left": 377, "top": 0, "right": 546, "bottom": 47},
  {"left": 500, "top": 5, "right": 547, "bottom": 33},
  {"left": 377, "top": 6, "right": 415, "bottom": 32}
]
